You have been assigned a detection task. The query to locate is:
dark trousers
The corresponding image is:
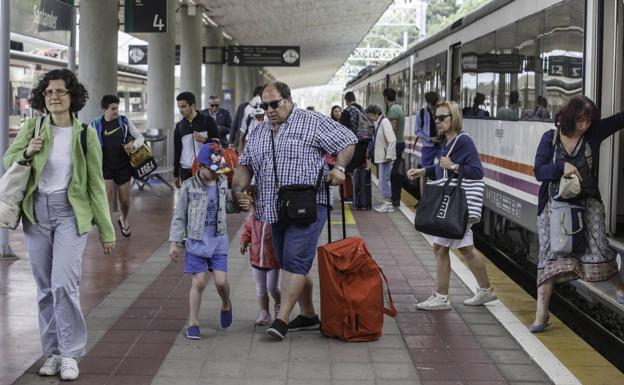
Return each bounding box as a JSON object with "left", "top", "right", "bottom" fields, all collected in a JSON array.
[
  {"left": 179, "top": 168, "right": 193, "bottom": 182},
  {"left": 390, "top": 142, "right": 406, "bottom": 204}
]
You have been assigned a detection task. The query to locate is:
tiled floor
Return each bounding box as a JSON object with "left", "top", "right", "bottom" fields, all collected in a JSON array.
[{"left": 4, "top": 185, "right": 561, "bottom": 385}]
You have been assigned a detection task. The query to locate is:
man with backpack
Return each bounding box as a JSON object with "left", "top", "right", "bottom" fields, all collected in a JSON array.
[{"left": 340, "top": 92, "right": 374, "bottom": 203}]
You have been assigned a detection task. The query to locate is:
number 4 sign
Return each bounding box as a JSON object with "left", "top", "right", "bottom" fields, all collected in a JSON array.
[{"left": 125, "top": 0, "right": 167, "bottom": 33}]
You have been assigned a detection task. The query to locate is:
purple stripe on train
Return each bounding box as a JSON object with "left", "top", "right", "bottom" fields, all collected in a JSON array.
[{"left": 483, "top": 168, "right": 540, "bottom": 196}]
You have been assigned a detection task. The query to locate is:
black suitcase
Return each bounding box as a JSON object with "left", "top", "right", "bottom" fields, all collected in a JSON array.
[{"left": 352, "top": 167, "right": 372, "bottom": 210}]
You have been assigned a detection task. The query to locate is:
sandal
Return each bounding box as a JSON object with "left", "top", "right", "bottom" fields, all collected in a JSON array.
[{"left": 118, "top": 219, "right": 132, "bottom": 237}]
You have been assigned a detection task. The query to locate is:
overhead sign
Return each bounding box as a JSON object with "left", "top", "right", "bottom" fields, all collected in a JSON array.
[
  {"left": 10, "top": 0, "right": 72, "bottom": 46},
  {"left": 124, "top": 0, "right": 167, "bottom": 33},
  {"left": 128, "top": 45, "right": 181, "bottom": 65},
  {"left": 228, "top": 46, "right": 300, "bottom": 67},
  {"left": 547, "top": 56, "right": 582, "bottom": 78}
]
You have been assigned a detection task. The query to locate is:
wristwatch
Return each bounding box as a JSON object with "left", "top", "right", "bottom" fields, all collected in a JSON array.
[{"left": 335, "top": 164, "right": 346, "bottom": 173}]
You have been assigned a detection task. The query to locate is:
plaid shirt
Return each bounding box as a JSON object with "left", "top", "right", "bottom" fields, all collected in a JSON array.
[{"left": 240, "top": 108, "right": 358, "bottom": 223}]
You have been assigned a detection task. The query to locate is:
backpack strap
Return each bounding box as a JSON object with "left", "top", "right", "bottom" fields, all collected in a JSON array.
[{"left": 379, "top": 267, "right": 397, "bottom": 317}]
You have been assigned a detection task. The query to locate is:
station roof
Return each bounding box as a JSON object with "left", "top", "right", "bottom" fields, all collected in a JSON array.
[{"left": 196, "top": 0, "right": 394, "bottom": 88}]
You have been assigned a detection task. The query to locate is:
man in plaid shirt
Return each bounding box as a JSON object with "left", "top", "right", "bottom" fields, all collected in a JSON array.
[{"left": 233, "top": 81, "right": 357, "bottom": 341}]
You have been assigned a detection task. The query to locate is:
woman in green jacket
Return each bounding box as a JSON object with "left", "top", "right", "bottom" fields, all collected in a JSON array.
[{"left": 3, "top": 69, "right": 115, "bottom": 381}]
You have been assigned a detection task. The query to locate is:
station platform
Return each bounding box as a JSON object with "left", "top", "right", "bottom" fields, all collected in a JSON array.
[{"left": 1, "top": 182, "right": 623, "bottom": 385}]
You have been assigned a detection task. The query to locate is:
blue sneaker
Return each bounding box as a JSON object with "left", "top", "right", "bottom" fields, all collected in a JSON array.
[
  {"left": 220, "top": 302, "right": 233, "bottom": 328},
  {"left": 185, "top": 325, "right": 201, "bottom": 340}
]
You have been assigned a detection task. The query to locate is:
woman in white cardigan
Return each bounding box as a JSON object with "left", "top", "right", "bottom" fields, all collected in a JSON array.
[{"left": 367, "top": 104, "right": 397, "bottom": 213}]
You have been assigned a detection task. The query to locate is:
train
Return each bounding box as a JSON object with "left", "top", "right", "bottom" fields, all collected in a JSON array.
[{"left": 345, "top": 0, "right": 624, "bottom": 266}]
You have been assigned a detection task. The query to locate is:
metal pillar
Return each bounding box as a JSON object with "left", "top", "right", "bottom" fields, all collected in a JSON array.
[
  {"left": 0, "top": 0, "right": 16, "bottom": 259},
  {"left": 204, "top": 27, "right": 224, "bottom": 101},
  {"left": 180, "top": 5, "right": 203, "bottom": 106},
  {"left": 67, "top": 5, "right": 76, "bottom": 72},
  {"left": 78, "top": 0, "right": 118, "bottom": 121},
  {"left": 147, "top": 0, "right": 176, "bottom": 168}
]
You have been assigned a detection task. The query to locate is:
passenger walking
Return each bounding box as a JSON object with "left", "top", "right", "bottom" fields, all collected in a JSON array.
[
  {"left": 330, "top": 105, "right": 342, "bottom": 122},
  {"left": 233, "top": 81, "right": 357, "bottom": 341},
  {"left": 174, "top": 92, "right": 219, "bottom": 187},
  {"left": 91, "top": 94, "right": 145, "bottom": 237},
  {"left": 230, "top": 86, "right": 264, "bottom": 151},
  {"left": 200, "top": 95, "right": 232, "bottom": 147},
  {"left": 407, "top": 101, "right": 496, "bottom": 310},
  {"left": 238, "top": 97, "right": 265, "bottom": 152},
  {"left": 366, "top": 104, "right": 396, "bottom": 213},
  {"left": 531, "top": 96, "right": 624, "bottom": 332},
  {"left": 414, "top": 91, "right": 442, "bottom": 198},
  {"left": 240, "top": 187, "right": 282, "bottom": 326},
  {"left": 384, "top": 88, "right": 406, "bottom": 207},
  {"left": 169, "top": 143, "right": 235, "bottom": 339},
  {"left": 3, "top": 69, "right": 115, "bottom": 381}
]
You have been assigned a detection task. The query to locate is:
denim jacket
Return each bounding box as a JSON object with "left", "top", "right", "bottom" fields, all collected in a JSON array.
[{"left": 169, "top": 174, "right": 234, "bottom": 242}]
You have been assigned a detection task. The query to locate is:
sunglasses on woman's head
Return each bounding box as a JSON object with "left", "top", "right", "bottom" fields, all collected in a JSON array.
[
  {"left": 435, "top": 114, "right": 451, "bottom": 122},
  {"left": 260, "top": 98, "right": 284, "bottom": 111}
]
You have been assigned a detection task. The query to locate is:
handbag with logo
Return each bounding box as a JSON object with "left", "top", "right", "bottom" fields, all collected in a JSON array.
[
  {"left": 128, "top": 141, "right": 157, "bottom": 179},
  {"left": 271, "top": 133, "right": 323, "bottom": 226},
  {"left": 414, "top": 166, "right": 469, "bottom": 239},
  {"left": 0, "top": 117, "right": 43, "bottom": 229}
]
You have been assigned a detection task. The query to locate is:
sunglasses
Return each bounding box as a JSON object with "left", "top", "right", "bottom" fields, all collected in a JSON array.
[
  {"left": 435, "top": 114, "right": 452, "bottom": 122},
  {"left": 260, "top": 98, "right": 284, "bottom": 111},
  {"left": 209, "top": 104, "right": 219, "bottom": 107}
]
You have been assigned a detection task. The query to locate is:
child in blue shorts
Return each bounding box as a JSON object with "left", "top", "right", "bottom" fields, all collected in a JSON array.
[{"left": 169, "top": 143, "right": 235, "bottom": 339}]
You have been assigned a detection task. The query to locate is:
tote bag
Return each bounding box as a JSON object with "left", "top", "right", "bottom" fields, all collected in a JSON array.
[
  {"left": 0, "top": 118, "right": 42, "bottom": 229},
  {"left": 414, "top": 167, "right": 469, "bottom": 239}
]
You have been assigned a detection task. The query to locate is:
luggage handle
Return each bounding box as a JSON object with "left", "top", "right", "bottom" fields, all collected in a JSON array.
[
  {"left": 379, "top": 266, "right": 397, "bottom": 317},
  {"left": 326, "top": 183, "right": 347, "bottom": 243}
]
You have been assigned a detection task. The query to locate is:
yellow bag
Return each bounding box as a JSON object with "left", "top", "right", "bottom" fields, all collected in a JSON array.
[{"left": 128, "top": 141, "right": 153, "bottom": 168}]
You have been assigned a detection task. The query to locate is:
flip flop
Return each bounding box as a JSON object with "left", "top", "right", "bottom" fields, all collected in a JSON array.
[{"left": 118, "top": 219, "right": 132, "bottom": 237}]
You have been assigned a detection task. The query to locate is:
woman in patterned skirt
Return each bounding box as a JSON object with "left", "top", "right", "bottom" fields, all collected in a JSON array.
[{"left": 532, "top": 95, "right": 624, "bottom": 332}]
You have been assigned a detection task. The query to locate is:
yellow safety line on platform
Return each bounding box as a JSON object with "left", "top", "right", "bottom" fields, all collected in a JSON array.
[
  {"left": 402, "top": 201, "right": 623, "bottom": 385},
  {"left": 330, "top": 202, "right": 356, "bottom": 225}
]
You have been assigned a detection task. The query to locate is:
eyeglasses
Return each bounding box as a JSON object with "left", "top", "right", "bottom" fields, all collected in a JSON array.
[
  {"left": 260, "top": 98, "right": 284, "bottom": 111},
  {"left": 435, "top": 114, "right": 452, "bottom": 122},
  {"left": 209, "top": 104, "right": 219, "bottom": 107},
  {"left": 43, "top": 89, "right": 70, "bottom": 98}
]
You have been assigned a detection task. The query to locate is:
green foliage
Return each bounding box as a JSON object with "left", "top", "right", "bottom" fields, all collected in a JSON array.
[{"left": 427, "top": 0, "right": 491, "bottom": 36}]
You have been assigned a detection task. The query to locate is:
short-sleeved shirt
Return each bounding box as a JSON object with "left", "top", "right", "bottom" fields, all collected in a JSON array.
[
  {"left": 386, "top": 103, "right": 405, "bottom": 144},
  {"left": 101, "top": 118, "right": 129, "bottom": 168},
  {"left": 239, "top": 108, "right": 358, "bottom": 224}
]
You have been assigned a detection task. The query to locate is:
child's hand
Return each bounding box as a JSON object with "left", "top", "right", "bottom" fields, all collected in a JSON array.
[
  {"left": 169, "top": 242, "right": 179, "bottom": 262},
  {"left": 240, "top": 243, "right": 249, "bottom": 254}
]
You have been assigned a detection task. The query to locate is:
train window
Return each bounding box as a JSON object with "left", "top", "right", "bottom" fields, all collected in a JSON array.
[
  {"left": 541, "top": 0, "right": 584, "bottom": 117},
  {"left": 516, "top": 12, "right": 545, "bottom": 119},
  {"left": 389, "top": 70, "right": 410, "bottom": 115},
  {"left": 494, "top": 23, "right": 521, "bottom": 121},
  {"left": 411, "top": 52, "right": 446, "bottom": 114},
  {"left": 461, "top": 33, "right": 495, "bottom": 118}
]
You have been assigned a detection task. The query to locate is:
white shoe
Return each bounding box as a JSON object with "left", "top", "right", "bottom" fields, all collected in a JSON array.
[
  {"left": 38, "top": 355, "right": 61, "bottom": 376},
  {"left": 255, "top": 310, "right": 272, "bottom": 326},
  {"left": 416, "top": 292, "right": 451, "bottom": 310},
  {"left": 60, "top": 357, "right": 79, "bottom": 381},
  {"left": 463, "top": 287, "right": 497, "bottom": 306},
  {"left": 374, "top": 203, "right": 394, "bottom": 213}
]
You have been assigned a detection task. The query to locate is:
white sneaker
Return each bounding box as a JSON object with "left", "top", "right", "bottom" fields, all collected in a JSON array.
[
  {"left": 38, "top": 355, "right": 61, "bottom": 376},
  {"left": 60, "top": 357, "right": 79, "bottom": 381},
  {"left": 416, "top": 292, "right": 451, "bottom": 310},
  {"left": 374, "top": 203, "right": 394, "bottom": 213},
  {"left": 255, "top": 310, "right": 272, "bottom": 326},
  {"left": 463, "top": 287, "right": 497, "bottom": 306}
]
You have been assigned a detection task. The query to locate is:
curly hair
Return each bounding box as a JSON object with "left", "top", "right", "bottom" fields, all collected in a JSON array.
[
  {"left": 29, "top": 69, "right": 88, "bottom": 113},
  {"left": 555, "top": 95, "right": 600, "bottom": 137}
]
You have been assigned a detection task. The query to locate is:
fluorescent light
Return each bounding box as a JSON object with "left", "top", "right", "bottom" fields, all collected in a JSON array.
[
  {"left": 222, "top": 31, "right": 232, "bottom": 40},
  {"left": 202, "top": 13, "right": 218, "bottom": 28}
]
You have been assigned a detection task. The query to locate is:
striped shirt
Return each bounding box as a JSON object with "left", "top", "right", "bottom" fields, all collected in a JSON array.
[{"left": 240, "top": 108, "right": 358, "bottom": 223}]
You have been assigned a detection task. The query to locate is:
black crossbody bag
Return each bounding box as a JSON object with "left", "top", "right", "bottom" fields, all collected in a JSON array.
[{"left": 271, "top": 132, "right": 324, "bottom": 226}]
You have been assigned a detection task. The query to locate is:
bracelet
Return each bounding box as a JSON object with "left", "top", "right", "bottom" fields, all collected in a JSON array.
[{"left": 335, "top": 164, "right": 346, "bottom": 173}]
